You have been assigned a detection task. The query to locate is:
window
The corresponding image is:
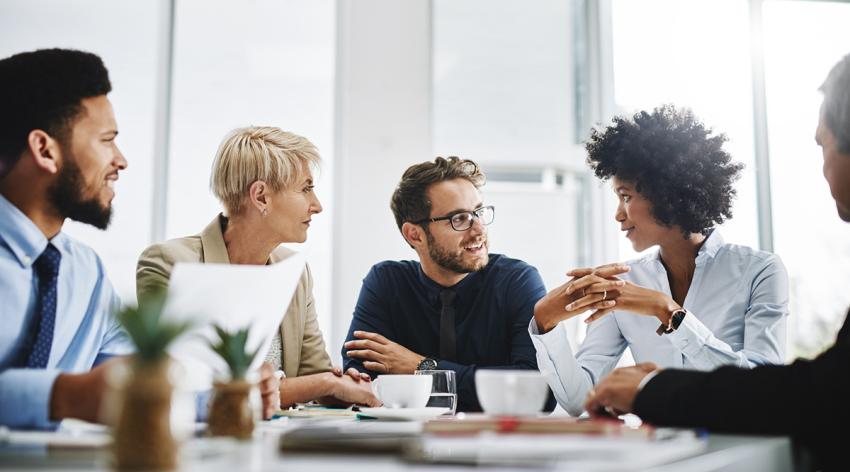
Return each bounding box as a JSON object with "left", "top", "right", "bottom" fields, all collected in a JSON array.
[
  {"left": 610, "top": 0, "right": 850, "bottom": 358},
  {"left": 762, "top": 0, "right": 850, "bottom": 357}
]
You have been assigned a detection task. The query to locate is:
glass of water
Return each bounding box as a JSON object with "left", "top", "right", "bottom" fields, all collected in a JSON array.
[{"left": 414, "top": 369, "right": 457, "bottom": 415}]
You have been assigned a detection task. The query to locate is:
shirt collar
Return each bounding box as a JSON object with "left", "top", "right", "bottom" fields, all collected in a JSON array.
[
  {"left": 650, "top": 228, "right": 723, "bottom": 269},
  {"left": 199, "top": 213, "right": 231, "bottom": 264},
  {"left": 696, "top": 228, "right": 723, "bottom": 261},
  {"left": 202, "top": 213, "right": 288, "bottom": 265},
  {"left": 417, "top": 261, "right": 485, "bottom": 304},
  {"left": 0, "top": 193, "right": 50, "bottom": 268}
]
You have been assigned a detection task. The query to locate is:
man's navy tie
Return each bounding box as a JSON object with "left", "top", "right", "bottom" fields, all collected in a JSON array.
[{"left": 25, "top": 243, "right": 62, "bottom": 368}]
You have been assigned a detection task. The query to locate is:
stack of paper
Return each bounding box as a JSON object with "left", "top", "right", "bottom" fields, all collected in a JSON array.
[
  {"left": 423, "top": 414, "right": 652, "bottom": 436},
  {"left": 411, "top": 432, "right": 705, "bottom": 469}
]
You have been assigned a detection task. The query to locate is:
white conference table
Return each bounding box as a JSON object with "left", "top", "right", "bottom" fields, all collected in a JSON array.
[{"left": 0, "top": 418, "right": 795, "bottom": 472}]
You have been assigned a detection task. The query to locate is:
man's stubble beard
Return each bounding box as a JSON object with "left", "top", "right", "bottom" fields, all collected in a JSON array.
[{"left": 424, "top": 227, "right": 489, "bottom": 274}]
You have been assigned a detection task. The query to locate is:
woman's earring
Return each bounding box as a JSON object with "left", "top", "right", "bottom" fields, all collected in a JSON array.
[{"left": 261, "top": 208, "right": 268, "bottom": 217}]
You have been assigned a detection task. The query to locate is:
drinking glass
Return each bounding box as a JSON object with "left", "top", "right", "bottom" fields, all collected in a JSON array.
[{"left": 414, "top": 369, "right": 457, "bottom": 415}]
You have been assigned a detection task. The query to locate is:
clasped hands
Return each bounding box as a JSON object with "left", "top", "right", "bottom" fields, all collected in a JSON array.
[{"left": 534, "top": 263, "right": 682, "bottom": 333}]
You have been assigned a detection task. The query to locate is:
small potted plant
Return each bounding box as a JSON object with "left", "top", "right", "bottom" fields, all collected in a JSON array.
[
  {"left": 206, "top": 325, "right": 262, "bottom": 439},
  {"left": 113, "top": 289, "right": 191, "bottom": 470}
]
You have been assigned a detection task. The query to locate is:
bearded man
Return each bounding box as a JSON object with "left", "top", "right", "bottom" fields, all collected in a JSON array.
[
  {"left": 342, "top": 156, "right": 553, "bottom": 412},
  {"left": 0, "top": 49, "right": 132, "bottom": 429},
  {"left": 0, "top": 49, "right": 280, "bottom": 429}
]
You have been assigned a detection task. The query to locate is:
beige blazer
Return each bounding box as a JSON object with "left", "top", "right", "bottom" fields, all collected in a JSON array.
[{"left": 136, "top": 214, "right": 333, "bottom": 378}]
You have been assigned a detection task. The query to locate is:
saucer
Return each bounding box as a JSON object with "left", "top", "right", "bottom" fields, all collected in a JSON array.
[{"left": 358, "top": 407, "right": 451, "bottom": 421}]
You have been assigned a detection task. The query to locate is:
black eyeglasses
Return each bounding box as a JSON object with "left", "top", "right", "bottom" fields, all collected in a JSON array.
[{"left": 413, "top": 205, "right": 495, "bottom": 231}]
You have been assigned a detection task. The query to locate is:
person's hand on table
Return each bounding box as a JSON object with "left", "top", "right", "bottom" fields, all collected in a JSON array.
[
  {"left": 258, "top": 362, "right": 281, "bottom": 419},
  {"left": 332, "top": 365, "right": 372, "bottom": 382},
  {"left": 318, "top": 372, "right": 382, "bottom": 407},
  {"left": 344, "top": 331, "right": 424, "bottom": 374},
  {"left": 50, "top": 356, "right": 125, "bottom": 423},
  {"left": 584, "top": 363, "right": 659, "bottom": 418},
  {"left": 534, "top": 264, "right": 629, "bottom": 333}
]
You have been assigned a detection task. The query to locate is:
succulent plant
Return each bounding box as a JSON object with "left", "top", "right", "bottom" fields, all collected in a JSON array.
[
  {"left": 209, "top": 325, "right": 262, "bottom": 381},
  {"left": 117, "top": 288, "right": 192, "bottom": 365}
]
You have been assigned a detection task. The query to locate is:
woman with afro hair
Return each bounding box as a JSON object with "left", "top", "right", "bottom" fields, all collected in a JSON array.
[{"left": 529, "top": 105, "right": 789, "bottom": 416}]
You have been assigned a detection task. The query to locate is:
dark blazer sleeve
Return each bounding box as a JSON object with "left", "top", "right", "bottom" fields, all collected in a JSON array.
[{"left": 634, "top": 311, "right": 850, "bottom": 468}]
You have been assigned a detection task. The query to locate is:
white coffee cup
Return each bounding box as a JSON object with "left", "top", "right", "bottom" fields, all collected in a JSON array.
[
  {"left": 475, "top": 369, "right": 549, "bottom": 416},
  {"left": 371, "top": 374, "right": 433, "bottom": 408}
]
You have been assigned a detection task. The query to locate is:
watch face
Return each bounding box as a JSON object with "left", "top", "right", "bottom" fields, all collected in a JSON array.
[
  {"left": 671, "top": 309, "right": 687, "bottom": 330},
  {"left": 418, "top": 359, "right": 438, "bottom": 371}
]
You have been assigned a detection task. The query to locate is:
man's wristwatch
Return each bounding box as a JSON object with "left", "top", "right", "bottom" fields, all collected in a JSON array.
[
  {"left": 416, "top": 358, "right": 438, "bottom": 371},
  {"left": 656, "top": 308, "right": 687, "bottom": 336}
]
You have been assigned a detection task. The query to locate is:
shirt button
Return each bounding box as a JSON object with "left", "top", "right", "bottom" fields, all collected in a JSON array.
[{"left": 22, "top": 255, "right": 31, "bottom": 264}]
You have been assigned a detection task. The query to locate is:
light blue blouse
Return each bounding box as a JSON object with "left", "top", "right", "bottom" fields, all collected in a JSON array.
[{"left": 530, "top": 230, "right": 789, "bottom": 416}]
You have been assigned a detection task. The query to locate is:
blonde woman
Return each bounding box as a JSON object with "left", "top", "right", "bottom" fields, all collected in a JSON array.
[{"left": 137, "top": 126, "right": 379, "bottom": 408}]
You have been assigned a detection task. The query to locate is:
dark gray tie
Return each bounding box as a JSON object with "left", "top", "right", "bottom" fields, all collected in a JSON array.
[{"left": 439, "top": 289, "right": 457, "bottom": 361}]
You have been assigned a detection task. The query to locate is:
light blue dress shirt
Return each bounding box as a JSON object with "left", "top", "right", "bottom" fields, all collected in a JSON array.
[
  {"left": 530, "top": 230, "right": 789, "bottom": 416},
  {"left": 0, "top": 194, "right": 133, "bottom": 429}
]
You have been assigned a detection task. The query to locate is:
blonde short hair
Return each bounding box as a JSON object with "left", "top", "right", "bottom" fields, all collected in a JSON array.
[{"left": 210, "top": 126, "right": 321, "bottom": 215}]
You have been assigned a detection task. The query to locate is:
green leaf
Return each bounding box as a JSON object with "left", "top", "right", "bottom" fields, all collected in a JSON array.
[
  {"left": 117, "top": 287, "right": 191, "bottom": 364},
  {"left": 208, "top": 324, "right": 258, "bottom": 380}
]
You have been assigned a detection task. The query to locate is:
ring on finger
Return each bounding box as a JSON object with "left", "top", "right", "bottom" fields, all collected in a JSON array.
[{"left": 601, "top": 290, "right": 607, "bottom": 301}]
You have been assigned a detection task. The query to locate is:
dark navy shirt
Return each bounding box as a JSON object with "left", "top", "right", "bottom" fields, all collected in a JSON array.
[{"left": 342, "top": 253, "right": 551, "bottom": 412}]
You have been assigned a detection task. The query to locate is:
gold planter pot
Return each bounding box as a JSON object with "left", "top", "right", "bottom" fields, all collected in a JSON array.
[
  {"left": 112, "top": 358, "right": 178, "bottom": 470},
  {"left": 207, "top": 380, "right": 255, "bottom": 439}
]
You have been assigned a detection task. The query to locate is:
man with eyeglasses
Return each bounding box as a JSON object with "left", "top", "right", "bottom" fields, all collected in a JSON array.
[{"left": 342, "top": 156, "right": 553, "bottom": 412}]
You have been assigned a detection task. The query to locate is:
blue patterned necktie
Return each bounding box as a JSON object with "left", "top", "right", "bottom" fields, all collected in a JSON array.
[{"left": 25, "top": 243, "right": 62, "bottom": 368}]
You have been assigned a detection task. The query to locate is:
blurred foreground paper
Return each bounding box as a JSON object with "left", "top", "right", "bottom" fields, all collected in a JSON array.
[{"left": 162, "top": 252, "right": 306, "bottom": 391}]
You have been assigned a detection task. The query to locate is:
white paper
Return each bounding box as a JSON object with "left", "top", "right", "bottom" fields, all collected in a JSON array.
[{"left": 162, "top": 252, "right": 306, "bottom": 391}]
